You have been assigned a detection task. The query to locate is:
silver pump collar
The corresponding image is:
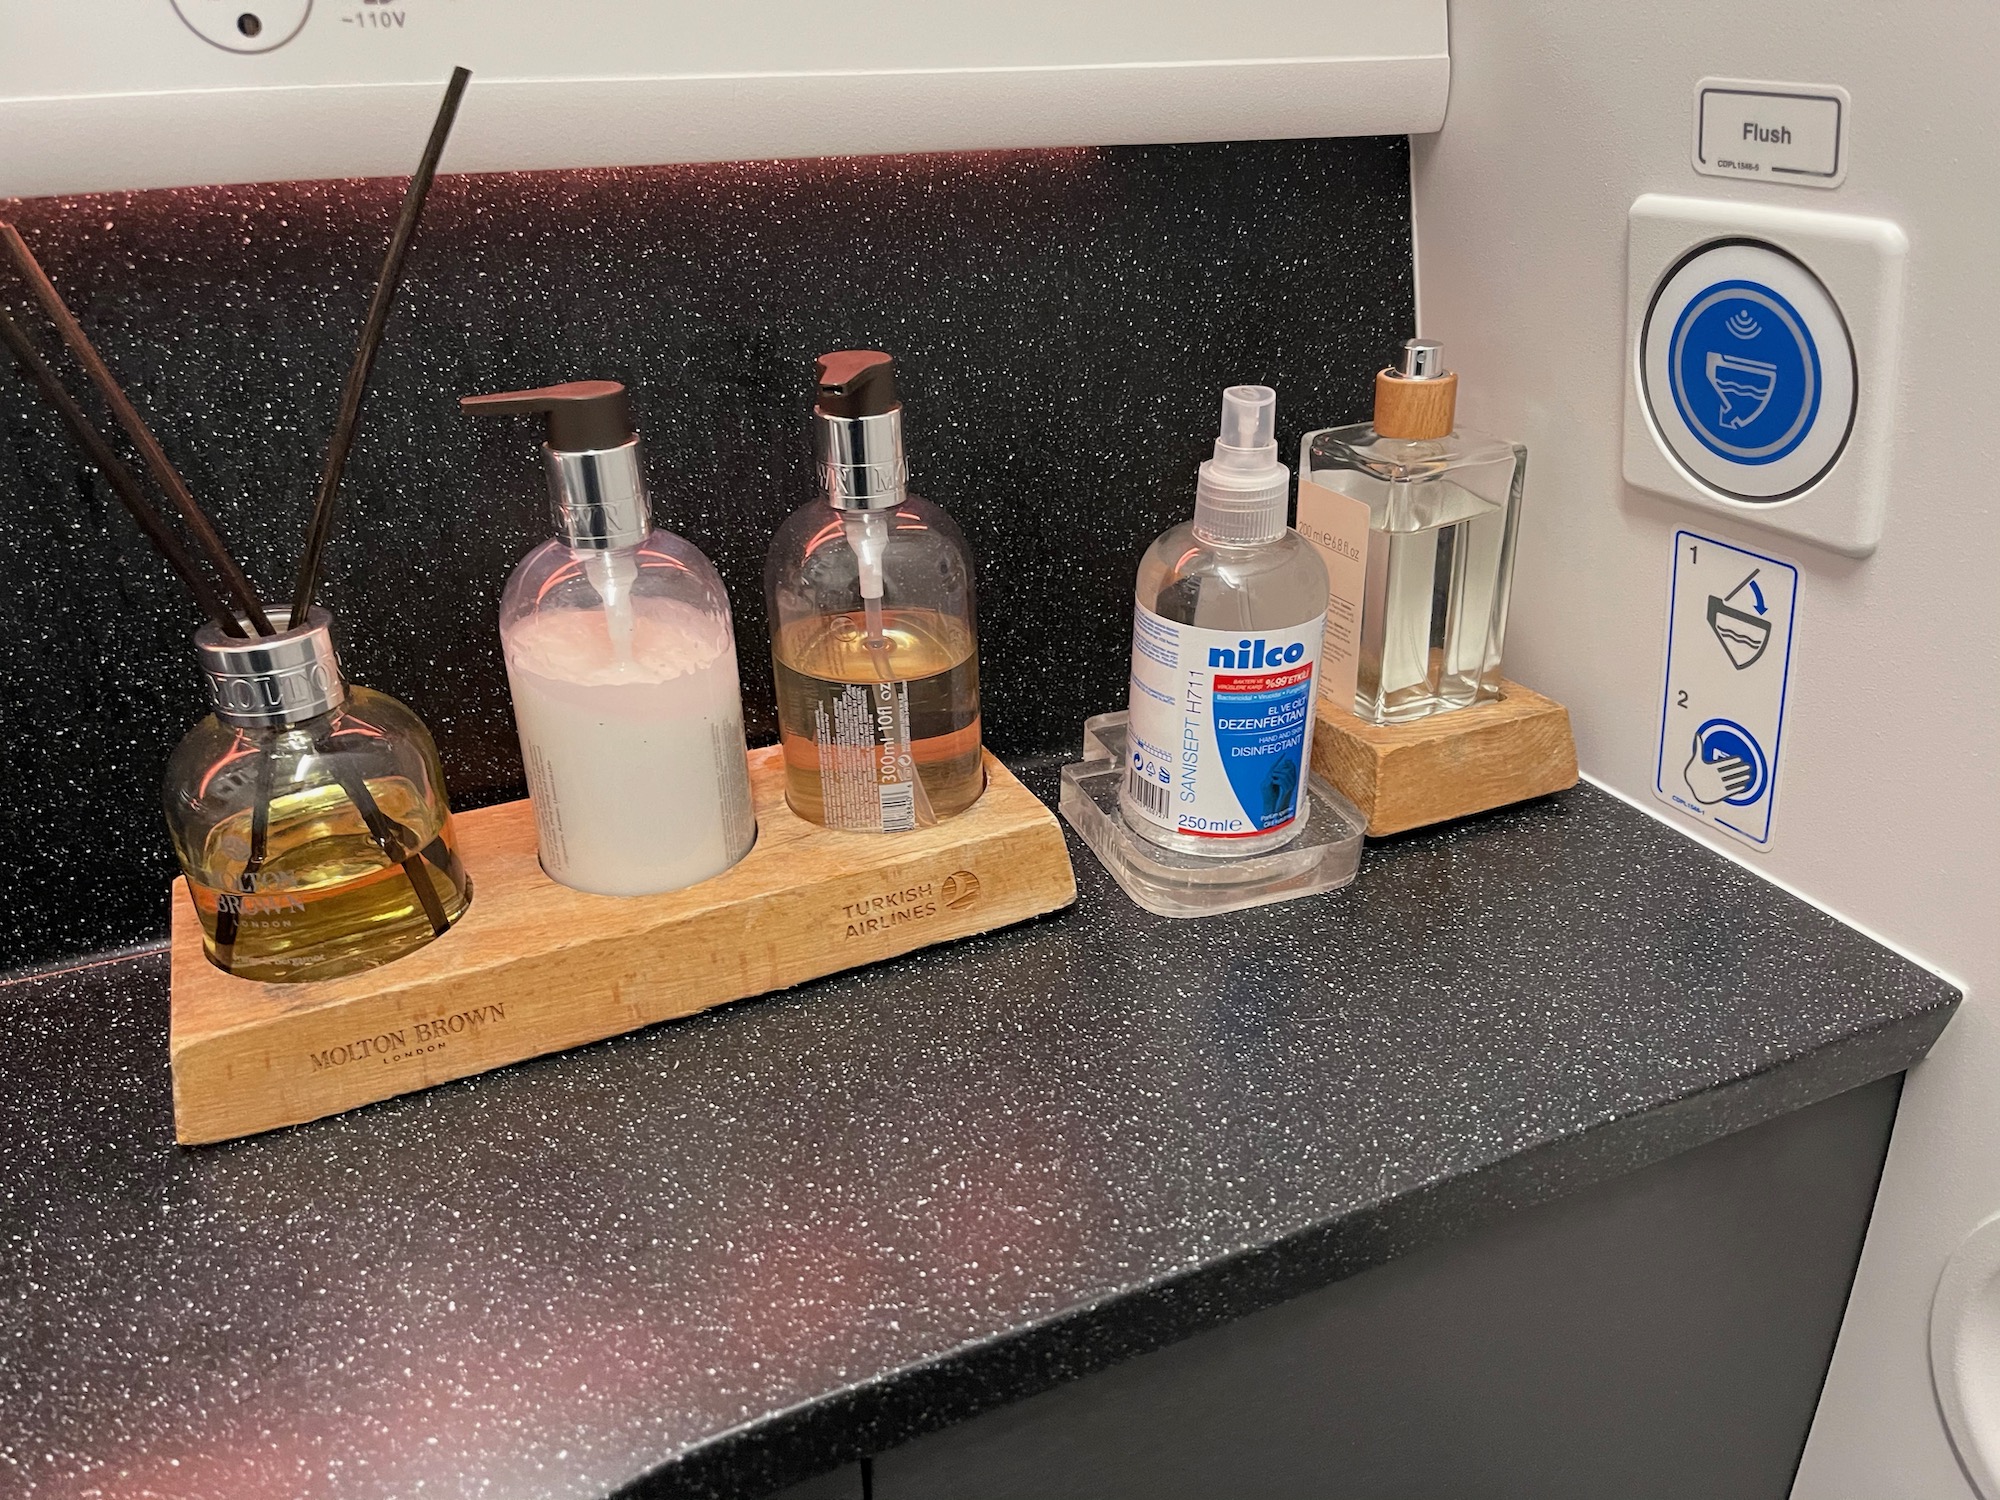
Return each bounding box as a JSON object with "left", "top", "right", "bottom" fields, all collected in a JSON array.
[
  {"left": 1390, "top": 339, "right": 1447, "bottom": 380},
  {"left": 196, "top": 607, "right": 347, "bottom": 728},
  {"left": 545, "top": 437, "right": 651, "bottom": 550},
  {"left": 814, "top": 406, "right": 907, "bottom": 511}
]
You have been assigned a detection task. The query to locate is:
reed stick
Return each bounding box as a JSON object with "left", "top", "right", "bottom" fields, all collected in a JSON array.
[
  {"left": 317, "top": 733, "right": 452, "bottom": 936},
  {"left": 289, "top": 66, "right": 471, "bottom": 621},
  {"left": 0, "top": 221, "right": 273, "bottom": 635},
  {"left": 211, "top": 747, "right": 275, "bottom": 969},
  {"left": 0, "top": 307, "right": 245, "bottom": 637}
]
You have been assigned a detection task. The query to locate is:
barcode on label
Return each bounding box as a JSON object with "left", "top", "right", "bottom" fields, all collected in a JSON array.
[
  {"left": 1126, "top": 766, "right": 1171, "bottom": 819},
  {"left": 879, "top": 780, "right": 917, "bottom": 832}
]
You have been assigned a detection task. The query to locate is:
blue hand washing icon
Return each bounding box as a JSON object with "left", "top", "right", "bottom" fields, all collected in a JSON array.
[
  {"left": 1669, "top": 279, "right": 1821, "bottom": 466},
  {"left": 1683, "top": 718, "right": 1770, "bottom": 808}
]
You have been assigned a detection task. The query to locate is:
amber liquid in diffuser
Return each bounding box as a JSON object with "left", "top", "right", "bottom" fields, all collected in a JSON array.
[
  {"left": 187, "top": 777, "right": 471, "bottom": 983},
  {"left": 772, "top": 607, "right": 983, "bottom": 828}
]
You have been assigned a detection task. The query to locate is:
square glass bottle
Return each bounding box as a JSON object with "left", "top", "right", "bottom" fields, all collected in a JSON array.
[{"left": 1301, "top": 340, "right": 1527, "bottom": 724}]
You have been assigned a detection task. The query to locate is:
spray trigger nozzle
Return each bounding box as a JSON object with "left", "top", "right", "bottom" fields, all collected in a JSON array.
[
  {"left": 1214, "top": 385, "right": 1278, "bottom": 469},
  {"left": 1192, "top": 383, "right": 1290, "bottom": 544}
]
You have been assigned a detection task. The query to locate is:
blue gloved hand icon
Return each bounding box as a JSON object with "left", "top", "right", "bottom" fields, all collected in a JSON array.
[{"left": 1684, "top": 731, "right": 1754, "bottom": 805}]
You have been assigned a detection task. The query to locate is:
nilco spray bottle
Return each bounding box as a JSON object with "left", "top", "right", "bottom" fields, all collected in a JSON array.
[{"left": 1121, "top": 385, "right": 1329, "bottom": 856}]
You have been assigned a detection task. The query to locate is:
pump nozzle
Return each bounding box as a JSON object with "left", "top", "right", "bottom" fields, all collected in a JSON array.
[
  {"left": 815, "top": 351, "right": 899, "bottom": 418},
  {"left": 812, "top": 350, "right": 908, "bottom": 511},
  {"left": 460, "top": 380, "right": 634, "bottom": 451},
  {"left": 461, "top": 379, "right": 649, "bottom": 551},
  {"left": 1193, "top": 384, "right": 1289, "bottom": 545}
]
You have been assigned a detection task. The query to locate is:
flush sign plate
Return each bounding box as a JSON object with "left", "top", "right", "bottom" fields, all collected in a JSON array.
[
  {"left": 1693, "top": 78, "right": 1848, "bottom": 189},
  {"left": 1624, "top": 195, "right": 1906, "bottom": 557}
]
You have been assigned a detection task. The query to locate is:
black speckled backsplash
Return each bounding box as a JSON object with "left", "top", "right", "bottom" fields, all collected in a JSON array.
[{"left": 0, "top": 138, "right": 1413, "bottom": 971}]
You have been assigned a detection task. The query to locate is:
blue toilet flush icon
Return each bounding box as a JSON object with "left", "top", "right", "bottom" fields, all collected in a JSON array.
[
  {"left": 1670, "top": 279, "right": 1822, "bottom": 467},
  {"left": 1706, "top": 352, "right": 1777, "bottom": 429}
]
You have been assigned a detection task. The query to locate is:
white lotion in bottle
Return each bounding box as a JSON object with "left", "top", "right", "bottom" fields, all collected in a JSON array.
[{"left": 465, "top": 380, "right": 755, "bottom": 896}]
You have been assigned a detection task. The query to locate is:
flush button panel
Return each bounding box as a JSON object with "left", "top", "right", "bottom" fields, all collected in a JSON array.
[{"left": 1624, "top": 195, "right": 1907, "bottom": 558}]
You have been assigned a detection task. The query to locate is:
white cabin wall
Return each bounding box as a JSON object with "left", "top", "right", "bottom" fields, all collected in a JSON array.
[{"left": 1409, "top": 3, "right": 2000, "bottom": 1495}]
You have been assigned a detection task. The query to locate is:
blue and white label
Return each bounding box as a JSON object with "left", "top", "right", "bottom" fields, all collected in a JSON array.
[
  {"left": 1125, "top": 606, "right": 1325, "bottom": 842},
  {"left": 1640, "top": 239, "right": 1855, "bottom": 503},
  {"left": 1655, "top": 529, "right": 1798, "bottom": 848},
  {"left": 1669, "top": 280, "right": 1820, "bottom": 465}
]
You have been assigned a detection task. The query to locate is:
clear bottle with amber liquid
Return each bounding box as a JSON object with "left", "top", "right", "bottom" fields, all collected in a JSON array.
[
  {"left": 163, "top": 608, "right": 471, "bottom": 982},
  {"left": 766, "top": 351, "right": 983, "bottom": 831}
]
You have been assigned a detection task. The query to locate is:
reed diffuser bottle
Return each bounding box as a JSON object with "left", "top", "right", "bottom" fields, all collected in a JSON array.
[
  {"left": 766, "top": 351, "right": 982, "bottom": 831},
  {"left": 0, "top": 71, "right": 478, "bottom": 988},
  {"left": 163, "top": 611, "right": 470, "bottom": 982}
]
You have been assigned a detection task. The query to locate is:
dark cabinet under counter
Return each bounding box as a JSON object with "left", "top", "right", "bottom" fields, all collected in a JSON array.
[
  {"left": 865, "top": 1076, "right": 1899, "bottom": 1500},
  {"left": 0, "top": 763, "right": 1955, "bottom": 1499}
]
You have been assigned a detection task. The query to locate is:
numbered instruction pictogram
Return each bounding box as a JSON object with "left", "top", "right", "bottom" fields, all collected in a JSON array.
[{"left": 1656, "top": 529, "right": 1798, "bottom": 848}]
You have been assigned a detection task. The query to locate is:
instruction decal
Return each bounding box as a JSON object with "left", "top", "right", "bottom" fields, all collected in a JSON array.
[{"left": 1656, "top": 529, "right": 1798, "bottom": 848}]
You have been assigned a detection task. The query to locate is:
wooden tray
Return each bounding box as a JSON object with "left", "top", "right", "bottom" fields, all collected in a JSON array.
[
  {"left": 1310, "top": 679, "right": 1579, "bottom": 837},
  {"left": 169, "top": 750, "right": 1076, "bottom": 1144}
]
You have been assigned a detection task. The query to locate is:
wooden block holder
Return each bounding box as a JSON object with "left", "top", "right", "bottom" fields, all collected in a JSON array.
[
  {"left": 170, "top": 749, "right": 1077, "bottom": 1145},
  {"left": 1309, "top": 678, "right": 1579, "bottom": 837}
]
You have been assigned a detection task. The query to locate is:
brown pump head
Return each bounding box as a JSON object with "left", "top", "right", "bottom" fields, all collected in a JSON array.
[
  {"left": 814, "top": 351, "right": 899, "bottom": 418},
  {"left": 460, "top": 379, "right": 635, "bottom": 451}
]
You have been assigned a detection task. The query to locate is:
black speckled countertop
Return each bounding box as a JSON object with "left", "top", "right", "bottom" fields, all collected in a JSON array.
[{"left": 0, "top": 764, "right": 1957, "bottom": 1500}]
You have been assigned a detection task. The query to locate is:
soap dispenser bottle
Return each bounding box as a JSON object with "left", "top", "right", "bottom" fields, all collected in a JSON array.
[
  {"left": 1122, "top": 385, "right": 1329, "bottom": 857},
  {"left": 464, "top": 380, "right": 755, "bottom": 897},
  {"left": 1299, "top": 340, "right": 1527, "bottom": 723},
  {"left": 765, "top": 351, "right": 983, "bottom": 832}
]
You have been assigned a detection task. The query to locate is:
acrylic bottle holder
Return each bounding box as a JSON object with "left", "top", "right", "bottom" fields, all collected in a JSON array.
[{"left": 1060, "top": 711, "right": 1363, "bottom": 918}]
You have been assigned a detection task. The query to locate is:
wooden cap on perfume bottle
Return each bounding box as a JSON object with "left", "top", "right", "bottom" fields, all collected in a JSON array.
[{"left": 1373, "top": 339, "right": 1457, "bottom": 440}]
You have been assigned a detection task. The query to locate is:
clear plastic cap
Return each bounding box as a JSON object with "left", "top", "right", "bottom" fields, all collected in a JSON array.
[{"left": 1194, "top": 385, "right": 1290, "bottom": 544}]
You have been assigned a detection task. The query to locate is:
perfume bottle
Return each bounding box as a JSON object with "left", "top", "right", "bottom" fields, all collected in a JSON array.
[
  {"left": 765, "top": 351, "right": 982, "bottom": 831},
  {"left": 1300, "top": 340, "right": 1527, "bottom": 723},
  {"left": 163, "top": 610, "right": 472, "bottom": 983},
  {"left": 464, "top": 379, "right": 756, "bottom": 897},
  {"left": 1121, "top": 385, "right": 1329, "bottom": 857}
]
